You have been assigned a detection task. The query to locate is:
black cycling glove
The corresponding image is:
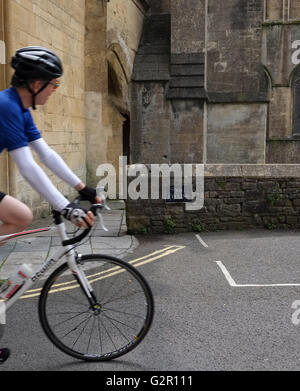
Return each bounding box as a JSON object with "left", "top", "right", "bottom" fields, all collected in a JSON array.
[
  {"left": 61, "top": 202, "right": 89, "bottom": 226},
  {"left": 78, "top": 186, "right": 97, "bottom": 203}
]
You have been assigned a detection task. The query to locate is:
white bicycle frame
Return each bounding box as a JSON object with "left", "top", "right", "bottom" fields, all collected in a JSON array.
[{"left": 0, "top": 216, "right": 103, "bottom": 312}]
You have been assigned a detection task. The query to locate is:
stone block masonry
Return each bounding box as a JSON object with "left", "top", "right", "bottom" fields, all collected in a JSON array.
[
  {"left": 126, "top": 165, "right": 300, "bottom": 233},
  {"left": 3, "top": 0, "right": 86, "bottom": 215},
  {"left": 0, "top": 0, "right": 147, "bottom": 217}
]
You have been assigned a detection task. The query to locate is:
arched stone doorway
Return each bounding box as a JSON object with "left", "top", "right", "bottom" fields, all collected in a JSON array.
[{"left": 107, "top": 43, "right": 131, "bottom": 171}]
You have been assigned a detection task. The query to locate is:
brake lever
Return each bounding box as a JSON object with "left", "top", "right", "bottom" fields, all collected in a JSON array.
[
  {"left": 96, "top": 188, "right": 111, "bottom": 210},
  {"left": 97, "top": 211, "right": 109, "bottom": 232}
]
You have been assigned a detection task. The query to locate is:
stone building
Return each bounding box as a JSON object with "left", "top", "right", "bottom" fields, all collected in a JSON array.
[
  {"left": 1, "top": 0, "right": 300, "bottom": 232},
  {"left": 0, "top": 0, "right": 146, "bottom": 216},
  {"left": 131, "top": 0, "right": 300, "bottom": 166},
  {"left": 127, "top": 0, "right": 300, "bottom": 232}
]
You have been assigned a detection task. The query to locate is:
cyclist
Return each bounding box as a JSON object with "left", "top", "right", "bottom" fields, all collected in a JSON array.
[{"left": 0, "top": 46, "right": 101, "bottom": 363}]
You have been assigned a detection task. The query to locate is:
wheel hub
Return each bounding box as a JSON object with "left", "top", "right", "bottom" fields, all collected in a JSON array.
[{"left": 92, "top": 303, "right": 102, "bottom": 315}]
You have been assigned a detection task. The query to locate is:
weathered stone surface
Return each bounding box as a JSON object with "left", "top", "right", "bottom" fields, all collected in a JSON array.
[
  {"left": 265, "top": 0, "right": 282, "bottom": 20},
  {"left": 207, "top": 0, "right": 267, "bottom": 102},
  {"left": 206, "top": 104, "right": 267, "bottom": 163},
  {"left": 131, "top": 0, "right": 300, "bottom": 169},
  {"left": 267, "top": 141, "right": 300, "bottom": 164},
  {"left": 3, "top": 0, "right": 87, "bottom": 212},
  {"left": 127, "top": 165, "right": 300, "bottom": 232},
  {"left": 132, "top": 14, "right": 170, "bottom": 81},
  {"left": 0, "top": 0, "right": 148, "bottom": 216},
  {"left": 171, "top": 0, "right": 205, "bottom": 54}
]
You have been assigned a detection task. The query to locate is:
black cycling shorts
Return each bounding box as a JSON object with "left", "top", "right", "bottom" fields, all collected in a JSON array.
[{"left": 0, "top": 192, "right": 6, "bottom": 203}]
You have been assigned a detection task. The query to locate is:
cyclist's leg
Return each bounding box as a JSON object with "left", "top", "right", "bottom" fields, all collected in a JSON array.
[{"left": 0, "top": 193, "right": 33, "bottom": 236}]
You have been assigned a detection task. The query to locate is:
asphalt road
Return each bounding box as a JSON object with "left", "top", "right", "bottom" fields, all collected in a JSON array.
[{"left": 2, "top": 229, "right": 300, "bottom": 373}]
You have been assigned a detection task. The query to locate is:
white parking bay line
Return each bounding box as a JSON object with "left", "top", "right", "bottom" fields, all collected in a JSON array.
[
  {"left": 216, "top": 261, "right": 300, "bottom": 288},
  {"left": 195, "top": 234, "right": 208, "bottom": 248},
  {"left": 216, "top": 261, "right": 237, "bottom": 287}
]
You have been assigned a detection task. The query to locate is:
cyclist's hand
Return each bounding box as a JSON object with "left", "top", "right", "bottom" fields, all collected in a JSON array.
[
  {"left": 61, "top": 203, "right": 95, "bottom": 229},
  {"left": 78, "top": 186, "right": 102, "bottom": 204}
]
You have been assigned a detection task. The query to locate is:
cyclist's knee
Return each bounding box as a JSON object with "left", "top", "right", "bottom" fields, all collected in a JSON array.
[
  {"left": 18, "top": 206, "right": 33, "bottom": 228},
  {"left": 0, "top": 195, "right": 33, "bottom": 229}
]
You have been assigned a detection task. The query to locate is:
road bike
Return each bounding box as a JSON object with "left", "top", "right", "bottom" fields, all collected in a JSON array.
[{"left": 0, "top": 197, "right": 154, "bottom": 362}]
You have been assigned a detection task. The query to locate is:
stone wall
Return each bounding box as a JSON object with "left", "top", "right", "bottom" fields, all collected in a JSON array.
[
  {"left": 171, "top": 0, "right": 205, "bottom": 54},
  {"left": 207, "top": 0, "right": 266, "bottom": 101},
  {"left": 206, "top": 103, "right": 267, "bottom": 164},
  {"left": 126, "top": 165, "right": 300, "bottom": 233},
  {"left": 2, "top": 0, "right": 86, "bottom": 216},
  {"left": 131, "top": 4, "right": 205, "bottom": 166},
  {"left": 85, "top": 0, "right": 108, "bottom": 187},
  {"left": 131, "top": 0, "right": 272, "bottom": 169},
  {"left": 106, "top": 0, "right": 147, "bottom": 174},
  {"left": 131, "top": 0, "right": 300, "bottom": 169},
  {"left": 206, "top": 0, "right": 269, "bottom": 164},
  {"left": 263, "top": 0, "right": 300, "bottom": 161},
  {"left": 86, "top": 0, "right": 147, "bottom": 189},
  {"left": 0, "top": 0, "right": 147, "bottom": 216}
]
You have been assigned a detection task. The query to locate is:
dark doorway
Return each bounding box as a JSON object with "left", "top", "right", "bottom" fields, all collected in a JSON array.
[
  {"left": 122, "top": 114, "right": 130, "bottom": 164},
  {"left": 293, "top": 79, "right": 300, "bottom": 135}
]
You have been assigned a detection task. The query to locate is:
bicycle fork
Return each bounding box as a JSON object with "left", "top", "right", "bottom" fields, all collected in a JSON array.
[
  {"left": 66, "top": 252, "right": 99, "bottom": 310},
  {"left": 57, "top": 222, "right": 99, "bottom": 311}
]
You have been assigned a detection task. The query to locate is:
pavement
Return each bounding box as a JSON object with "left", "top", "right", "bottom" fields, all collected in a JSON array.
[{"left": 0, "top": 200, "right": 139, "bottom": 279}]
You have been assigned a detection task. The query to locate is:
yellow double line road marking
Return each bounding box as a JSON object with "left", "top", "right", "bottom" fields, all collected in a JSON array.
[{"left": 20, "top": 245, "right": 185, "bottom": 299}]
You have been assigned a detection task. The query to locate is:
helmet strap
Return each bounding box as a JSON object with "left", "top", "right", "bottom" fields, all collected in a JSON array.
[{"left": 25, "top": 80, "right": 50, "bottom": 110}]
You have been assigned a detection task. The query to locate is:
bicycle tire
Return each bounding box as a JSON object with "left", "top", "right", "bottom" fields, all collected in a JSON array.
[{"left": 38, "top": 254, "right": 154, "bottom": 361}]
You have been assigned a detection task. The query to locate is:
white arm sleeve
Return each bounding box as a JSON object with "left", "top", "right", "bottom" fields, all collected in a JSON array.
[
  {"left": 9, "top": 147, "right": 69, "bottom": 211},
  {"left": 29, "top": 138, "right": 81, "bottom": 188}
]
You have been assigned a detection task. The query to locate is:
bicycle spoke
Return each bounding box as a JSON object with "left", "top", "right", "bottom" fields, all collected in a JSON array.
[
  {"left": 87, "top": 316, "right": 96, "bottom": 354},
  {"left": 48, "top": 295, "right": 87, "bottom": 309},
  {"left": 102, "top": 306, "right": 146, "bottom": 319},
  {"left": 54, "top": 291, "right": 88, "bottom": 308},
  {"left": 101, "top": 311, "right": 137, "bottom": 333},
  {"left": 100, "top": 316, "right": 118, "bottom": 351},
  {"left": 60, "top": 314, "right": 92, "bottom": 340},
  {"left": 71, "top": 315, "right": 93, "bottom": 350},
  {"left": 47, "top": 310, "right": 88, "bottom": 316},
  {"left": 100, "top": 277, "right": 140, "bottom": 305},
  {"left": 102, "top": 289, "right": 144, "bottom": 306},
  {"left": 101, "top": 314, "right": 131, "bottom": 343},
  {"left": 95, "top": 268, "right": 122, "bottom": 303},
  {"left": 52, "top": 310, "right": 90, "bottom": 329},
  {"left": 97, "top": 316, "right": 103, "bottom": 354}
]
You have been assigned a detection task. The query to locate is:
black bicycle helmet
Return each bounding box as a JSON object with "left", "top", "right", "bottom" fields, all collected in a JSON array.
[
  {"left": 11, "top": 46, "right": 63, "bottom": 79},
  {"left": 10, "top": 46, "right": 63, "bottom": 109}
]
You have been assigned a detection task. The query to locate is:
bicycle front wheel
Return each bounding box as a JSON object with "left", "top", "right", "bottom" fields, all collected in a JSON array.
[{"left": 38, "top": 254, "right": 154, "bottom": 361}]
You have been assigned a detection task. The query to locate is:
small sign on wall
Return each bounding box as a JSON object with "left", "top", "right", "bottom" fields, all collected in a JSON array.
[{"left": 0, "top": 40, "right": 5, "bottom": 64}]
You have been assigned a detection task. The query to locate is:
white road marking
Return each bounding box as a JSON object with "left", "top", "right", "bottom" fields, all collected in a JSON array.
[
  {"left": 19, "top": 245, "right": 186, "bottom": 299},
  {"left": 195, "top": 234, "right": 208, "bottom": 248},
  {"left": 216, "top": 261, "right": 300, "bottom": 288},
  {"left": 216, "top": 261, "right": 237, "bottom": 286}
]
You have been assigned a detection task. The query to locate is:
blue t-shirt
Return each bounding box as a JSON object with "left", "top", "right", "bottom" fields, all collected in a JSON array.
[{"left": 0, "top": 87, "right": 41, "bottom": 153}]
